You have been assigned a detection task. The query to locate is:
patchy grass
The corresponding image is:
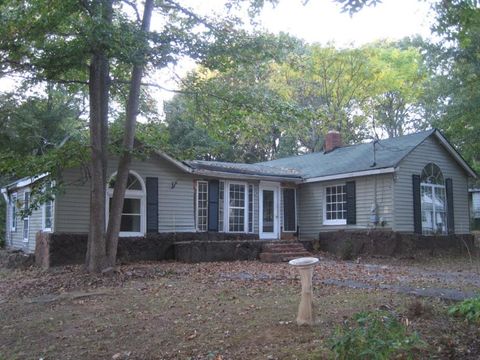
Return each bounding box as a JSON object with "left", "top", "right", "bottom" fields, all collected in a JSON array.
[{"left": 1, "top": 260, "right": 480, "bottom": 359}]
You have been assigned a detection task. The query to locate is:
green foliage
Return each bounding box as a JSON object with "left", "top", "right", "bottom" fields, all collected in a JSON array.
[
  {"left": 449, "top": 296, "right": 480, "bottom": 323},
  {"left": 329, "top": 311, "right": 423, "bottom": 360},
  {"left": 165, "top": 38, "right": 429, "bottom": 162},
  {"left": 427, "top": 1, "right": 480, "bottom": 174}
]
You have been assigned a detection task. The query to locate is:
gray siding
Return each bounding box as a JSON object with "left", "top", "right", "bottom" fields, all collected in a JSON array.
[
  {"left": 393, "top": 136, "right": 470, "bottom": 234},
  {"left": 298, "top": 174, "right": 394, "bottom": 241},
  {"left": 55, "top": 155, "right": 196, "bottom": 234},
  {"left": 5, "top": 187, "right": 46, "bottom": 254}
]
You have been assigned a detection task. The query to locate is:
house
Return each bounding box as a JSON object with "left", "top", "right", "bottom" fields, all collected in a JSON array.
[{"left": 1, "top": 128, "right": 477, "bottom": 258}]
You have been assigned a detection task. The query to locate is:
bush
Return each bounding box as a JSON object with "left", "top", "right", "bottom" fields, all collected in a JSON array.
[
  {"left": 330, "top": 311, "right": 423, "bottom": 360},
  {"left": 448, "top": 296, "right": 480, "bottom": 323}
]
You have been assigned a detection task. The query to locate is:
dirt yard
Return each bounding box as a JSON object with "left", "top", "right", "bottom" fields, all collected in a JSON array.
[{"left": 1, "top": 254, "right": 480, "bottom": 359}]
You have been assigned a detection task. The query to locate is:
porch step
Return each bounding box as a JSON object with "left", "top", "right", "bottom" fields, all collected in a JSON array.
[{"left": 259, "top": 242, "right": 312, "bottom": 263}]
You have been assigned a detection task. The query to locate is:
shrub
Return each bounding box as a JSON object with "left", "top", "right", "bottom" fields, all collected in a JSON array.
[
  {"left": 448, "top": 296, "right": 480, "bottom": 323},
  {"left": 330, "top": 311, "right": 423, "bottom": 360}
]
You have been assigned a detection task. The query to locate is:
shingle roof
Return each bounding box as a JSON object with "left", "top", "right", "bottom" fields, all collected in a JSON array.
[
  {"left": 185, "top": 160, "right": 301, "bottom": 178},
  {"left": 257, "top": 129, "right": 436, "bottom": 179}
]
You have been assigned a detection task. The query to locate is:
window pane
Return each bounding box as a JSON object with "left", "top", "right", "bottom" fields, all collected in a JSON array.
[
  {"left": 325, "top": 185, "right": 346, "bottom": 222},
  {"left": 197, "top": 181, "right": 208, "bottom": 232},
  {"left": 262, "top": 190, "right": 274, "bottom": 232},
  {"left": 123, "top": 198, "right": 141, "bottom": 214},
  {"left": 120, "top": 215, "right": 141, "bottom": 232},
  {"left": 248, "top": 185, "right": 253, "bottom": 233}
]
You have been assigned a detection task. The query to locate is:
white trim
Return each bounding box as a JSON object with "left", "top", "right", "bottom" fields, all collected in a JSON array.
[
  {"left": 323, "top": 184, "right": 347, "bottom": 226},
  {"left": 10, "top": 193, "right": 17, "bottom": 232},
  {"left": 248, "top": 184, "right": 254, "bottom": 233},
  {"left": 196, "top": 180, "right": 209, "bottom": 232},
  {"left": 2, "top": 173, "right": 49, "bottom": 193},
  {"left": 282, "top": 187, "right": 297, "bottom": 232},
  {"left": 22, "top": 191, "right": 30, "bottom": 243},
  {"left": 154, "top": 150, "right": 194, "bottom": 174},
  {"left": 42, "top": 199, "right": 54, "bottom": 232},
  {"left": 259, "top": 182, "right": 280, "bottom": 239},
  {"left": 193, "top": 169, "right": 301, "bottom": 182},
  {"left": 304, "top": 167, "right": 396, "bottom": 184},
  {"left": 225, "top": 181, "right": 248, "bottom": 233},
  {"left": 433, "top": 131, "right": 478, "bottom": 179},
  {"left": 106, "top": 170, "right": 146, "bottom": 237},
  {"left": 1, "top": 188, "right": 8, "bottom": 202}
]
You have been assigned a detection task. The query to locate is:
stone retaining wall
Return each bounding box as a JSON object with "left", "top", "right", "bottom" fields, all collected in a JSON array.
[
  {"left": 301, "top": 230, "right": 475, "bottom": 259},
  {"left": 175, "top": 240, "right": 264, "bottom": 263},
  {"left": 35, "top": 231, "right": 259, "bottom": 268}
]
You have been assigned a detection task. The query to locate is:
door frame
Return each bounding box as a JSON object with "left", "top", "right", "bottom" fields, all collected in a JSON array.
[{"left": 259, "top": 181, "right": 280, "bottom": 240}]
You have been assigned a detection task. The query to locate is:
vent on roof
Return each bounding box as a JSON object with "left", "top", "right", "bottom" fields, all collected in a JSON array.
[{"left": 324, "top": 130, "right": 342, "bottom": 153}]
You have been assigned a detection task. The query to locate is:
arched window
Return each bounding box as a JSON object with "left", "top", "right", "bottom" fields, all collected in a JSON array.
[
  {"left": 420, "top": 163, "right": 447, "bottom": 235},
  {"left": 107, "top": 171, "right": 146, "bottom": 236}
]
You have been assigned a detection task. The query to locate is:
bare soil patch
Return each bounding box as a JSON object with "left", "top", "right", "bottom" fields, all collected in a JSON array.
[{"left": 1, "top": 258, "right": 480, "bottom": 359}]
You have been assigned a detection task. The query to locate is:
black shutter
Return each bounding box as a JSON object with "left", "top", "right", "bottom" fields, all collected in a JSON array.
[
  {"left": 208, "top": 180, "right": 219, "bottom": 232},
  {"left": 146, "top": 177, "right": 158, "bottom": 233},
  {"left": 283, "top": 188, "right": 296, "bottom": 231},
  {"left": 412, "top": 174, "right": 422, "bottom": 234},
  {"left": 346, "top": 181, "right": 356, "bottom": 225},
  {"left": 446, "top": 178, "right": 455, "bottom": 234}
]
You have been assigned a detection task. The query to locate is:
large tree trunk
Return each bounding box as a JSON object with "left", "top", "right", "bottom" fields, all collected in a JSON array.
[
  {"left": 85, "top": 0, "right": 112, "bottom": 273},
  {"left": 105, "top": 0, "right": 154, "bottom": 267}
]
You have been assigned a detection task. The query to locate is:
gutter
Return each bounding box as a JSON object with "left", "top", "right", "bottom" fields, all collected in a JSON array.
[
  {"left": 191, "top": 168, "right": 302, "bottom": 183},
  {"left": 303, "top": 167, "right": 396, "bottom": 183}
]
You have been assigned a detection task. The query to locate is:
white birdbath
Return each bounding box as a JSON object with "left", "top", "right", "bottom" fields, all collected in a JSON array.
[{"left": 289, "top": 257, "right": 319, "bottom": 326}]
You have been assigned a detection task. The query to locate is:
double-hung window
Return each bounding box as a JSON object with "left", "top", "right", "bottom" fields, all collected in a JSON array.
[
  {"left": 10, "top": 193, "right": 17, "bottom": 232},
  {"left": 196, "top": 181, "right": 208, "bottom": 232},
  {"left": 228, "top": 183, "right": 247, "bottom": 232},
  {"left": 43, "top": 183, "right": 53, "bottom": 232},
  {"left": 107, "top": 171, "right": 146, "bottom": 236},
  {"left": 23, "top": 192, "right": 30, "bottom": 242},
  {"left": 324, "top": 184, "right": 347, "bottom": 225}
]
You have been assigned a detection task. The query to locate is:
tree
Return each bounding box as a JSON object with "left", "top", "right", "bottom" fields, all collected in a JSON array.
[
  {"left": 0, "top": 0, "right": 383, "bottom": 271},
  {"left": 362, "top": 40, "right": 429, "bottom": 138},
  {"left": 427, "top": 0, "right": 480, "bottom": 173}
]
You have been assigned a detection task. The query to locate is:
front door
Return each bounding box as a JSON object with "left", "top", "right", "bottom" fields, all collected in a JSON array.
[{"left": 259, "top": 183, "right": 279, "bottom": 239}]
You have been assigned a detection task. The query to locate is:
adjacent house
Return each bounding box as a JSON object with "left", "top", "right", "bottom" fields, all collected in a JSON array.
[
  {"left": 470, "top": 188, "right": 480, "bottom": 230},
  {"left": 2, "top": 128, "right": 477, "bottom": 256}
]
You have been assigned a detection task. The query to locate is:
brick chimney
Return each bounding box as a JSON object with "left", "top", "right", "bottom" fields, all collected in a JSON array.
[{"left": 324, "top": 130, "right": 342, "bottom": 152}]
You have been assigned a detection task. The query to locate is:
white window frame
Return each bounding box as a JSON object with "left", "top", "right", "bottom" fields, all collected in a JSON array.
[
  {"left": 10, "top": 193, "right": 17, "bottom": 232},
  {"left": 421, "top": 182, "right": 447, "bottom": 235},
  {"left": 196, "top": 180, "right": 209, "bottom": 232},
  {"left": 42, "top": 197, "right": 54, "bottom": 232},
  {"left": 224, "top": 181, "right": 248, "bottom": 233},
  {"left": 282, "top": 187, "right": 297, "bottom": 232},
  {"left": 323, "top": 184, "right": 347, "bottom": 226},
  {"left": 23, "top": 191, "right": 30, "bottom": 242},
  {"left": 248, "top": 184, "right": 254, "bottom": 233},
  {"left": 106, "top": 170, "right": 146, "bottom": 237}
]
